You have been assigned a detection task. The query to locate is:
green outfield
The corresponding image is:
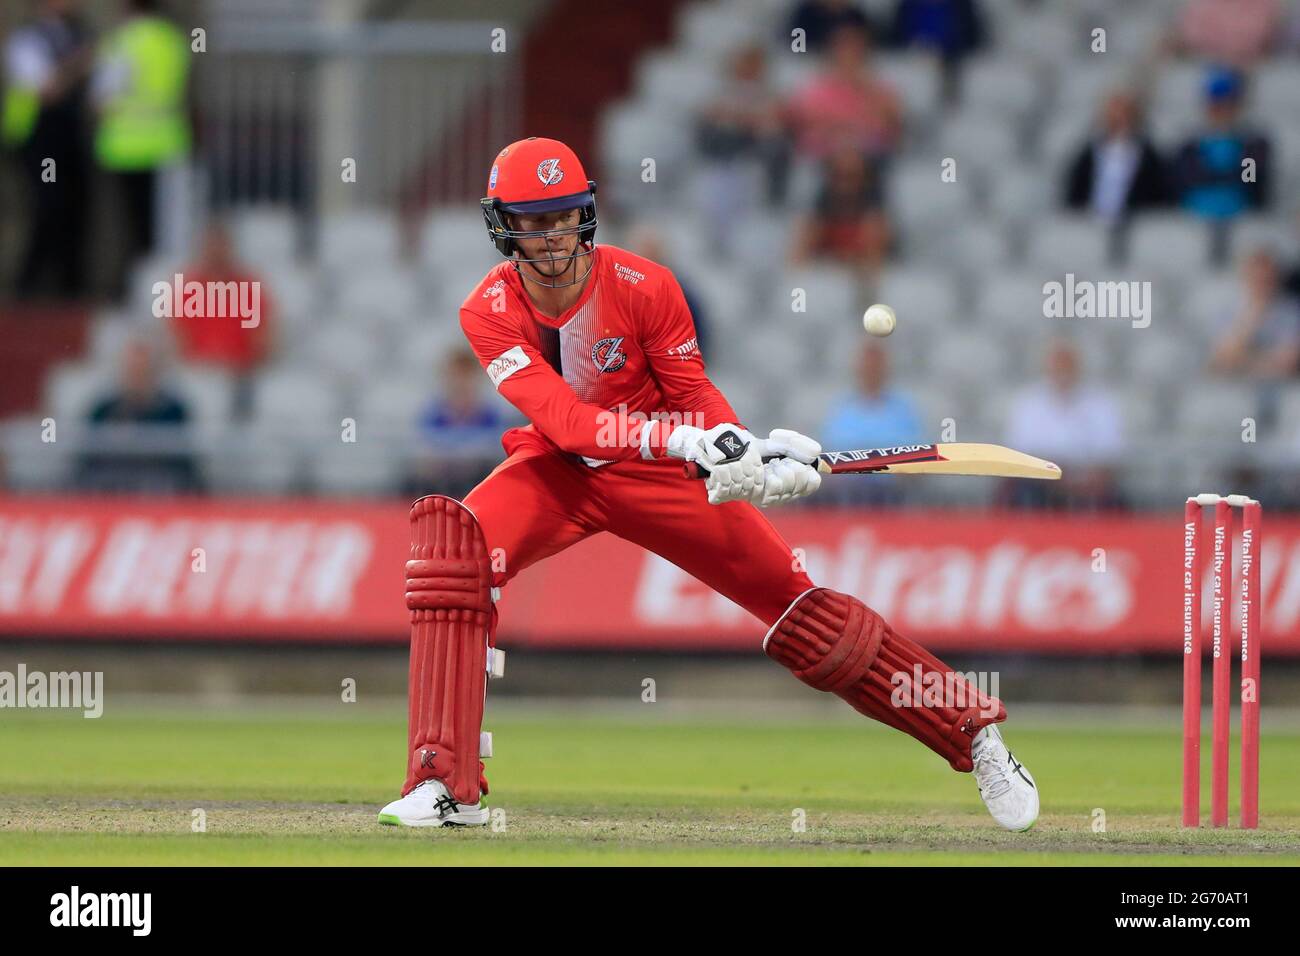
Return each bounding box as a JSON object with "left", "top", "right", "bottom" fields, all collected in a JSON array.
[{"left": 2, "top": 703, "right": 1298, "bottom": 865}]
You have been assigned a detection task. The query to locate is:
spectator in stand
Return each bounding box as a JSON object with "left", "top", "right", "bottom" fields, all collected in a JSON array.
[
  {"left": 3, "top": 0, "right": 95, "bottom": 300},
  {"left": 408, "top": 350, "right": 506, "bottom": 499},
  {"left": 92, "top": 0, "right": 192, "bottom": 301},
  {"left": 1002, "top": 340, "right": 1125, "bottom": 510},
  {"left": 821, "top": 340, "right": 922, "bottom": 449},
  {"left": 1210, "top": 247, "right": 1300, "bottom": 380},
  {"left": 76, "top": 338, "right": 201, "bottom": 493},
  {"left": 818, "top": 340, "right": 921, "bottom": 504},
  {"left": 1167, "top": 0, "right": 1286, "bottom": 67},
  {"left": 787, "top": 23, "right": 902, "bottom": 164},
  {"left": 1172, "top": 67, "right": 1272, "bottom": 223},
  {"left": 888, "top": 0, "right": 986, "bottom": 100},
  {"left": 785, "top": 0, "right": 880, "bottom": 53},
  {"left": 170, "top": 222, "right": 274, "bottom": 417},
  {"left": 1063, "top": 90, "right": 1172, "bottom": 222},
  {"left": 624, "top": 223, "right": 711, "bottom": 361},
  {"left": 790, "top": 142, "right": 892, "bottom": 273},
  {"left": 694, "top": 43, "right": 791, "bottom": 212}
]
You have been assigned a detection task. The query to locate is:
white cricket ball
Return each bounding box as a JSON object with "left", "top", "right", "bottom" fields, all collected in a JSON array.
[{"left": 862, "top": 303, "right": 896, "bottom": 337}]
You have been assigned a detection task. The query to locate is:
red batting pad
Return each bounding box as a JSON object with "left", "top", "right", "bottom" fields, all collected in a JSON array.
[
  {"left": 765, "top": 588, "right": 1006, "bottom": 772},
  {"left": 403, "top": 496, "right": 494, "bottom": 804}
]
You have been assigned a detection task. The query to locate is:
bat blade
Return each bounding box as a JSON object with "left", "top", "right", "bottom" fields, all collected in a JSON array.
[{"left": 817, "top": 443, "right": 1061, "bottom": 480}]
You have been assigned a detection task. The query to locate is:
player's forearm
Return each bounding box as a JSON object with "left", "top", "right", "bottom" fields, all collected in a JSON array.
[{"left": 510, "top": 386, "right": 649, "bottom": 461}]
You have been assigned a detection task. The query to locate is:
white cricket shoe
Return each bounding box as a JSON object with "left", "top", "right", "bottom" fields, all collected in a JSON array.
[
  {"left": 377, "top": 779, "right": 489, "bottom": 828},
  {"left": 971, "top": 724, "right": 1039, "bottom": 831}
]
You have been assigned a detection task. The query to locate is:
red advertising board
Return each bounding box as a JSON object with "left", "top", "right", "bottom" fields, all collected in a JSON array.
[{"left": 0, "top": 496, "right": 1296, "bottom": 654}]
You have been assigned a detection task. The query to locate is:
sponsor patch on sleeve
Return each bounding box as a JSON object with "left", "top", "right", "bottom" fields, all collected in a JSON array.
[{"left": 485, "top": 345, "right": 530, "bottom": 388}]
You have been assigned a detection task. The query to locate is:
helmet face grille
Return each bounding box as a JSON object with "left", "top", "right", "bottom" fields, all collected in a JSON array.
[{"left": 480, "top": 182, "right": 598, "bottom": 288}]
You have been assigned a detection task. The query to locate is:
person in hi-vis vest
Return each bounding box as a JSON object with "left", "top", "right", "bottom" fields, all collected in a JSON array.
[
  {"left": 92, "top": 0, "right": 190, "bottom": 299},
  {"left": 3, "top": 0, "right": 94, "bottom": 299}
]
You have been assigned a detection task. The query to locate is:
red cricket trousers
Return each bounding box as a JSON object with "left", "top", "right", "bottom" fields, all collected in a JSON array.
[{"left": 464, "top": 443, "right": 815, "bottom": 628}]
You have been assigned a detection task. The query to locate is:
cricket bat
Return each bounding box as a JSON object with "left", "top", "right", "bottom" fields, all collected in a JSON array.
[{"left": 685, "top": 443, "right": 1061, "bottom": 480}]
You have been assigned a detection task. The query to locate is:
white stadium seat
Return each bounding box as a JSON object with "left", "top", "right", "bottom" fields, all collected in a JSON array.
[
  {"left": 961, "top": 57, "right": 1043, "bottom": 121},
  {"left": 251, "top": 368, "right": 345, "bottom": 435},
  {"left": 230, "top": 207, "right": 297, "bottom": 263},
  {"left": 682, "top": 262, "right": 755, "bottom": 338},
  {"left": 297, "top": 320, "right": 391, "bottom": 382},
  {"left": 311, "top": 439, "right": 406, "bottom": 495},
  {"left": 1002, "top": 14, "right": 1078, "bottom": 64},
  {"left": 889, "top": 158, "right": 976, "bottom": 231},
  {"left": 204, "top": 423, "right": 299, "bottom": 493},
  {"left": 926, "top": 331, "right": 1010, "bottom": 390},
  {"left": 599, "top": 101, "right": 693, "bottom": 206},
  {"left": 319, "top": 211, "right": 400, "bottom": 268},
  {"left": 85, "top": 313, "right": 152, "bottom": 364},
  {"left": 781, "top": 265, "right": 859, "bottom": 323},
  {"left": 1023, "top": 215, "right": 1112, "bottom": 274},
  {"left": 875, "top": 54, "right": 942, "bottom": 120},
  {"left": 1152, "top": 62, "right": 1207, "bottom": 124},
  {"left": 170, "top": 367, "right": 236, "bottom": 428},
  {"left": 1175, "top": 382, "right": 1262, "bottom": 444},
  {"left": 397, "top": 321, "right": 473, "bottom": 380},
  {"left": 934, "top": 109, "right": 1022, "bottom": 176},
  {"left": 1252, "top": 63, "right": 1300, "bottom": 122},
  {"left": 1181, "top": 274, "right": 1241, "bottom": 342},
  {"left": 916, "top": 219, "right": 1011, "bottom": 274},
  {"left": 636, "top": 51, "right": 721, "bottom": 113},
  {"left": 676, "top": 0, "right": 766, "bottom": 55},
  {"left": 1121, "top": 329, "right": 1206, "bottom": 388},
  {"left": 1125, "top": 215, "right": 1216, "bottom": 276},
  {"left": 1038, "top": 114, "right": 1091, "bottom": 171},
  {"left": 1230, "top": 216, "right": 1300, "bottom": 262},
  {"left": 876, "top": 266, "right": 961, "bottom": 335},
  {"left": 331, "top": 265, "right": 424, "bottom": 328},
  {"left": 979, "top": 270, "right": 1052, "bottom": 328},
  {"left": 987, "top": 161, "right": 1056, "bottom": 222},
  {"left": 357, "top": 376, "right": 440, "bottom": 436},
  {"left": 1276, "top": 384, "right": 1300, "bottom": 441},
  {"left": 422, "top": 208, "right": 501, "bottom": 280}
]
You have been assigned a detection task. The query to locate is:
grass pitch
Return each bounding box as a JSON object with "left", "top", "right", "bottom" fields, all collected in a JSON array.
[{"left": 2, "top": 702, "right": 1298, "bottom": 865}]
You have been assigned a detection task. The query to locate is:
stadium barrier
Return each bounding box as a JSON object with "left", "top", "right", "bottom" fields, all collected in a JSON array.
[{"left": 0, "top": 496, "right": 1297, "bottom": 653}]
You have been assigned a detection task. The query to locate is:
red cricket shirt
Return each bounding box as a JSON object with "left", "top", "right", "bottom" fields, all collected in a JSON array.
[{"left": 459, "top": 245, "right": 737, "bottom": 465}]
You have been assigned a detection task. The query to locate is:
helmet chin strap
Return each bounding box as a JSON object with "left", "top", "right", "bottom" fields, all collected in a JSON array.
[{"left": 514, "top": 241, "right": 595, "bottom": 290}]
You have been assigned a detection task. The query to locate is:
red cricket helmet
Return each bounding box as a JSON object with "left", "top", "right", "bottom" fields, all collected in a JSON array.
[{"left": 480, "top": 137, "right": 598, "bottom": 287}]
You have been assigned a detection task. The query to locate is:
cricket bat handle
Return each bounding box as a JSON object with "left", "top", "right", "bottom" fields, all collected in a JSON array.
[{"left": 682, "top": 456, "right": 829, "bottom": 479}]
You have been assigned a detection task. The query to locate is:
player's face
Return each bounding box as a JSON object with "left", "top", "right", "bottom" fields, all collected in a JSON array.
[{"left": 511, "top": 208, "right": 582, "bottom": 277}]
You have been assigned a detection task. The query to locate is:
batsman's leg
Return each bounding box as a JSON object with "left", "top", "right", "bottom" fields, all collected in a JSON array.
[
  {"left": 605, "top": 467, "right": 1036, "bottom": 829},
  {"left": 767, "top": 587, "right": 1037, "bottom": 830},
  {"left": 378, "top": 495, "right": 498, "bottom": 827},
  {"left": 379, "top": 453, "right": 602, "bottom": 827}
]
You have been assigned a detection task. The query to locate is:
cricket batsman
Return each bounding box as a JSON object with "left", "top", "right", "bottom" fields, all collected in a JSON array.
[{"left": 378, "top": 137, "right": 1039, "bottom": 831}]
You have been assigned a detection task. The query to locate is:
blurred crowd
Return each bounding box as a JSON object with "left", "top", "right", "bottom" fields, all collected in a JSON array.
[
  {"left": 4, "top": 0, "right": 1300, "bottom": 510},
  {"left": 4, "top": 0, "right": 191, "bottom": 302},
  {"left": 675, "top": 0, "right": 1300, "bottom": 510}
]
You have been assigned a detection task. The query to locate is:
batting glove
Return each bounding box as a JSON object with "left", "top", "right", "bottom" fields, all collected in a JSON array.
[{"left": 666, "top": 422, "right": 766, "bottom": 505}]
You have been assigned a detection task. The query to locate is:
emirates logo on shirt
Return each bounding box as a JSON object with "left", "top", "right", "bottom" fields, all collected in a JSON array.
[{"left": 591, "top": 336, "right": 627, "bottom": 373}]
